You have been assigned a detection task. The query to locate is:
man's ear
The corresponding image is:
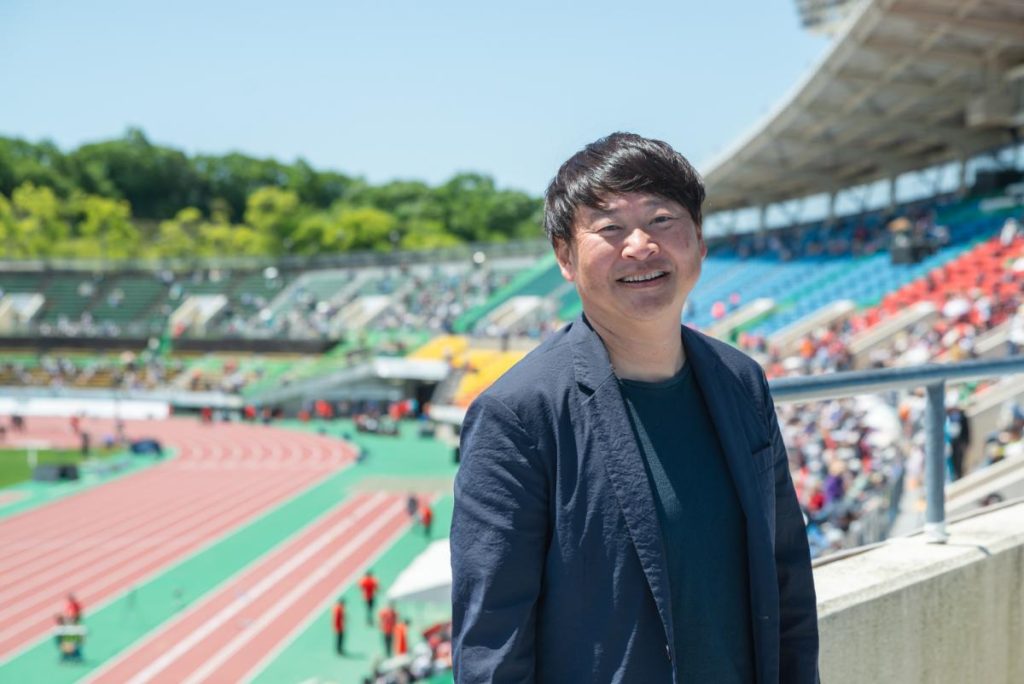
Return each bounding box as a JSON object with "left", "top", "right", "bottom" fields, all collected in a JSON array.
[
  {"left": 553, "top": 238, "right": 576, "bottom": 282},
  {"left": 696, "top": 223, "right": 708, "bottom": 260}
]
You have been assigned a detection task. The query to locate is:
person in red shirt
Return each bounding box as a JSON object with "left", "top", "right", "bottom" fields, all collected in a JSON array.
[
  {"left": 331, "top": 597, "right": 345, "bottom": 655},
  {"left": 378, "top": 603, "right": 398, "bottom": 656},
  {"left": 64, "top": 593, "right": 82, "bottom": 623},
  {"left": 419, "top": 502, "right": 433, "bottom": 538},
  {"left": 394, "top": 618, "right": 410, "bottom": 656},
  {"left": 358, "top": 570, "right": 379, "bottom": 626}
]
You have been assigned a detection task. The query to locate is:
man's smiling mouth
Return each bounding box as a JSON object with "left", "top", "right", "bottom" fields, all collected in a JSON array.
[{"left": 618, "top": 271, "right": 668, "bottom": 283}]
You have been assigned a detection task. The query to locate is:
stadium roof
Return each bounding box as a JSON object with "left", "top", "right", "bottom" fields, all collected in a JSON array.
[{"left": 702, "top": 0, "right": 1024, "bottom": 213}]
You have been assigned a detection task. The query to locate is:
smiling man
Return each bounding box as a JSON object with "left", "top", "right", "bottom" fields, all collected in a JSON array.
[{"left": 451, "top": 132, "right": 819, "bottom": 683}]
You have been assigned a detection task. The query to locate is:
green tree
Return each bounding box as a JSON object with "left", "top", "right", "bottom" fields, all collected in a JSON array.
[
  {"left": 0, "top": 137, "right": 74, "bottom": 198},
  {"left": 432, "top": 173, "right": 540, "bottom": 243},
  {"left": 8, "top": 183, "right": 70, "bottom": 257},
  {"left": 196, "top": 220, "right": 272, "bottom": 257},
  {"left": 154, "top": 207, "right": 204, "bottom": 258},
  {"left": 291, "top": 211, "right": 349, "bottom": 254},
  {"left": 0, "top": 131, "right": 546, "bottom": 260},
  {"left": 285, "top": 159, "right": 352, "bottom": 209},
  {"left": 68, "top": 128, "right": 197, "bottom": 219},
  {"left": 399, "top": 218, "right": 462, "bottom": 250},
  {"left": 68, "top": 194, "right": 140, "bottom": 259},
  {"left": 243, "top": 186, "right": 304, "bottom": 253},
  {"left": 192, "top": 152, "right": 292, "bottom": 221},
  {"left": 0, "top": 193, "right": 16, "bottom": 256},
  {"left": 338, "top": 205, "right": 398, "bottom": 251}
]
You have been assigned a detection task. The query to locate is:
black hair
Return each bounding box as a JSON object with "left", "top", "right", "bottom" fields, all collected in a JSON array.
[{"left": 543, "top": 132, "right": 705, "bottom": 245}]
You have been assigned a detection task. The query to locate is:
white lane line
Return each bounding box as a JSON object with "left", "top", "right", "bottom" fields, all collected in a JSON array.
[
  {"left": 181, "top": 499, "right": 408, "bottom": 684},
  {"left": 80, "top": 489, "right": 370, "bottom": 684},
  {"left": 123, "top": 493, "right": 391, "bottom": 684}
]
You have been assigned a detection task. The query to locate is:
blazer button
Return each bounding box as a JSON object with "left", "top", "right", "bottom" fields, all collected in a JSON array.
[{"left": 665, "top": 644, "right": 672, "bottom": 661}]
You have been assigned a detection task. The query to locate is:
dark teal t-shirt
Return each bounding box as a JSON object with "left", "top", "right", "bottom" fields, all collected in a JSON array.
[{"left": 620, "top": 362, "right": 755, "bottom": 683}]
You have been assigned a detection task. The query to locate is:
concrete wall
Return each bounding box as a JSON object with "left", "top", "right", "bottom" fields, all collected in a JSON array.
[{"left": 815, "top": 502, "right": 1024, "bottom": 684}]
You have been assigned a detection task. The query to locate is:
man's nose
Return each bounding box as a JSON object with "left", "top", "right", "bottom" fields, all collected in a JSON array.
[{"left": 622, "top": 227, "right": 658, "bottom": 259}]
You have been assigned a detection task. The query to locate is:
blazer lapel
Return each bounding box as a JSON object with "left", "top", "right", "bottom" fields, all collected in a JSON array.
[
  {"left": 683, "top": 328, "right": 779, "bottom": 684},
  {"left": 682, "top": 328, "right": 771, "bottom": 538},
  {"left": 569, "top": 317, "right": 675, "bottom": 645}
]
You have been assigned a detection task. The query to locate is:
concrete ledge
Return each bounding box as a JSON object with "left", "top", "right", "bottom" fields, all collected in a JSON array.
[{"left": 815, "top": 501, "right": 1024, "bottom": 683}]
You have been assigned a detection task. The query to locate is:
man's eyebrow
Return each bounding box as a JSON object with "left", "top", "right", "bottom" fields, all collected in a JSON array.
[{"left": 589, "top": 199, "right": 673, "bottom": 216}]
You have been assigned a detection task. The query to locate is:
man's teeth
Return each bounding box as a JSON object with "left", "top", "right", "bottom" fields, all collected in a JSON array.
[{"left": 621, "top": 272, "right": 665, "bottom": 283}]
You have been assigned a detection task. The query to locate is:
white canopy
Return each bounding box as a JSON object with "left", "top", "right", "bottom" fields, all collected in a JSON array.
[{"left": 386, "top": 539, "right": 452, "bottom": 604}]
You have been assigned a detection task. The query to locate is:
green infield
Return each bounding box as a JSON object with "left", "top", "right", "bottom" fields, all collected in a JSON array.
[{"left": 0, "top": 446, "right": 122, "bottom": 489}]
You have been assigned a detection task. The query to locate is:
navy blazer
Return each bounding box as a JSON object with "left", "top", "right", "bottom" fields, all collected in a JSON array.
[{"left": 451, "top": 316, "right": 819, "bottom": 683}]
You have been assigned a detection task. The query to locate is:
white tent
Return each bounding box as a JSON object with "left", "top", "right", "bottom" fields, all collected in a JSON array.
[{"left": 386, "top": 539, "right": 452, "bottom": 604}]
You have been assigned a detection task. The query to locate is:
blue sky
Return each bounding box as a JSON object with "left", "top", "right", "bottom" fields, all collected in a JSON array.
[{"left": 0, "top": 1, "right": 829, "bottom": 196}]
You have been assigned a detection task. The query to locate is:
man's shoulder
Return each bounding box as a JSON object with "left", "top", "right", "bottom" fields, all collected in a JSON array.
[
  {"left": 685, "top": 326, "right": 768, "bottom": 402},
  {"left": 688, "top": 326, "right": 763, "bottom": 374}
]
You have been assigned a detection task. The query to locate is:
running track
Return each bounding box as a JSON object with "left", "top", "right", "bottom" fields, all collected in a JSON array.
[
  {"left": 0, "top": 416, "right": 356, "bottom": 662},
  {"left": 87, "top": 492, "right": 411, "bottom": 683}
]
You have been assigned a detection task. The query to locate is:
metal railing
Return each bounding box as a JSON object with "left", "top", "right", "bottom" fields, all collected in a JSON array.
[{"left": 769, "top": 355, "right": 1024, "bottom": 542}]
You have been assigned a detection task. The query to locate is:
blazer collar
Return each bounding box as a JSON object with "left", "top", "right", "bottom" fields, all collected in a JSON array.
[{"left": 568, "top": 313, "right": 616, "bottom": 394}]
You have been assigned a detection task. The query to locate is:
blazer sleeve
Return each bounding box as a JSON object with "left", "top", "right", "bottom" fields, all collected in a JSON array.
[
  {"left": 760, "top": 370, "right": 821, "bottom": 684},
  {"left": 451, "top": 393, "right": 550, "bottom": 683}
]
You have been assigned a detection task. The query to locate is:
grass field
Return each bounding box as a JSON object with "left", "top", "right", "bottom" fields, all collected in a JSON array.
[{"left": 0, "top": 446, "right": 122, "bottom": 488}]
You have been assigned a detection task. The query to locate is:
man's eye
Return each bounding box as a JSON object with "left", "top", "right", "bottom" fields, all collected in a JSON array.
[
  {"left": 598, "top": 224, "right": 620, "bottom": 233},
  {"left": 652, "top": 215, "right": 674, "bottom": 225}
]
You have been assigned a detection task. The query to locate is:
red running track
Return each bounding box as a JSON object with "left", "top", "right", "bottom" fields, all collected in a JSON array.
[
  {"left": 87, "top": 492, "right": 411, "bottom": 684},
  {"left": 0, "top": 417, "right": 355, "bottom": 661}
]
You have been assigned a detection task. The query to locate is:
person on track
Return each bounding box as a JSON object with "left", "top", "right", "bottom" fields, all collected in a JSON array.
[
  {"left": 359, "top": 569, "right": 380, "bottom": 626},
  {"left": 64, "top": 593, "right": 82, "bottom": 623},
  {"left": 332, "top": 597, "right": 346, "bottom": 655},
  {"left": 419, "top": 501, "right": 433, "bottom": 538},
  {"left": 379, "top": 602, "right": 398, "bottom": 656}
]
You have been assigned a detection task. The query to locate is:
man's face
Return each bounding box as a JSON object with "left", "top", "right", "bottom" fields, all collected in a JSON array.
[{"left": 554, "top": 192, "right": 706, "bottom": 334}]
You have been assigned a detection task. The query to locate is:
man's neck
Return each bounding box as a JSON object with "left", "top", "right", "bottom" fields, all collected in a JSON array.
[{"left": 588, "top": 315, "right": 685, "bottom": 382}]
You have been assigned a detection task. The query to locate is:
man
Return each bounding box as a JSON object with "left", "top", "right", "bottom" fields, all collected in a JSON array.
[
  {"left": 379, "top": 602, "right": 398, "bottom": 657},
  {"left": 451, "top": 133, "right": 819, "bottom": 683},
  {"left": 420, "top": 500, "right": 434, "bottom": 538},
  {"left": 332, "top": 597, "right": 346, "bottom": 655},
  {"left": 946, "top": 401, "right": 971, "bottom": 481},
  {"left": 358, "top": 570, "right": 379, "bottom": 626}
]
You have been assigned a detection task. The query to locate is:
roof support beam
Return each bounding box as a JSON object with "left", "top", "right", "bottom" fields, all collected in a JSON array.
[
  {"left": 886, "top": 4, "right": 1024, "bottom": 43},
  {"left": 834, "top": 73, "right": 970, "bottom": 100},
  {"left": 861, "top": 40, "right": 989, "bottom": 71}
]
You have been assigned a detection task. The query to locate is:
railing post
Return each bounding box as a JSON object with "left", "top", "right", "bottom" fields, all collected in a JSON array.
[{"left": 923, "top": 381, "right": 948, "bottom": 543}]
